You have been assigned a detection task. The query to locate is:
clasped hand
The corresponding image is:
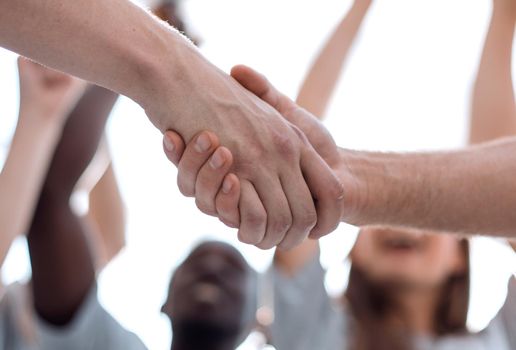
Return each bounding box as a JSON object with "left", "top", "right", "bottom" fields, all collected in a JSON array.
[{"left": 163, "top": 66, "right": 348, "bottom": 249}]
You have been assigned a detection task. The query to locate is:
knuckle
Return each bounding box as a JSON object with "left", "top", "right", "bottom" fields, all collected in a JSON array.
[
  {"left": 278, "top": 238, "right": 298, "bottom": 251},
  {"left": 195, "top": 198, "right": 216, "bottom": 216},
  {"left": 289, "top": 124, "right": 309, "bottom": 145},
  {"left": 245, "top": 210, "right": 267, "bottom": 228},
  {"left": 328, "top": 179, "right": 345, "bottom": 202},
  {"left": 256, "top": 237, "right": 279, "bottom": 250},
  {"left": 272, "top": 132, "right": 297, "bottom": 158},
  {"left": 269, "top": 214, "right": 292, "bottom": 235},
  {"left": 238, "top": 230, "right": 261, "bottom": 245},
  {"left": 298, "top": 209, "right": 317, "bottom": 230},
  {"left": 177, "top": 179, "right": 194, "bottom": 197}
]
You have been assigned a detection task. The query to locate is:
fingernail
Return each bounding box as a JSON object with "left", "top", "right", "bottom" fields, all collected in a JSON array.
[
  {"left": 163, "top": 136, "right": 175, "bottom": 153},
  {"left": 222, "top": 177, "right": 233, "bottom": 194},
  {"left": 195, "top": 133, "right": 211, "bottom": 153},
  {"left": 210, "top": 149, "right": 226, "bottom": 169}
]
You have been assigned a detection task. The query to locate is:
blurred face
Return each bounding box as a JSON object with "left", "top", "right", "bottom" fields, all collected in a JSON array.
[
  {"left": 351, "top": 227, "right": 466, "bottom": 289},
  {"left": 163, "top": 242, "right": 250, "bottom": 333}
]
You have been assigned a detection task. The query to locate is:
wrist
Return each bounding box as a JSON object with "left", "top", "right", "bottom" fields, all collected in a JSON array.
[
  {"left": 337, "top": 149, "right": 407, "bottom": 227},
  {"left": 133, "top": 27, "right": 200, "bottom": 132},
  {"left": 337, "top": 149, "right": 371, "bottom": 225}
]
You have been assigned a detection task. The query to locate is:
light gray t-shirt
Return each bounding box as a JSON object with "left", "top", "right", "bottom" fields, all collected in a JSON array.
[
  {"left": 0, "top": 284, "right": 146, "bottom": 350},
  {"left": 270, "top": 256, "right": 516, "bottom": 350}
]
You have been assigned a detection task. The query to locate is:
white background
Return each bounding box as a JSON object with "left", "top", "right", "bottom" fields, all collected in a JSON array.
[{"left": 0, "top": 0, "right": 515, "bottom": 349}]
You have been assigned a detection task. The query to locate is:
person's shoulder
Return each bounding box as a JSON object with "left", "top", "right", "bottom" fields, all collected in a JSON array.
[
  {"left": 37, "top": 285, "right": 147, "bottom": 350},
  {"left": 476, "top": 276, "right": 516, "bottom": 350},
  {"left": 499, "top": 276, "right": 516, "bottom": 343}
]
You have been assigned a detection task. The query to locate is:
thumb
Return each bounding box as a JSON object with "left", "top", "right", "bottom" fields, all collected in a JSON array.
[{"left": 230, "top": 65, "right": 295, "bottom": 115}]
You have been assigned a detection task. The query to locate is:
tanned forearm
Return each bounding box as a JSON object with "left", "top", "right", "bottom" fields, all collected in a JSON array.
[
  {"left": 28, "top": 86, "right": 118, "bottom": 325},
  {"left": 339, "top": 138, "right": 516, "bottom": 237}
]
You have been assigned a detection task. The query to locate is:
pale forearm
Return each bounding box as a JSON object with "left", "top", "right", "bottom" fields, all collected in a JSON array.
[
  {"left": 0, "top": 0, "right": 188, "bottom": 119},
  {"left": 87, "top": 163, "right": 126, "bottom": 267},
  {"left": 339, "top": 138, "right": 516, "bottom": 237},
  {"left": 470, "top": 5, "right": 516, "bottom": 144},
  {"left": 296, "top": 0, "right": 372, "bottom": 118},
  {"left": 0, "top": 116, "right": 62, "bottom": 264}
]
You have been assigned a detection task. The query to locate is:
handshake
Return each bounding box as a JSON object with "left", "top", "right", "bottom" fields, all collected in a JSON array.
[{"left": 162, "top": 65, "right": 359, "bottom": 250}]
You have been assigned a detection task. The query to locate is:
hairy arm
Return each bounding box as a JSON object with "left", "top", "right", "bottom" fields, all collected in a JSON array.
[
  {"left": 296, "top": 0, "right": 372, "bottom": 119},
  {"left": 27, "top": 86, "right": 118, "bottom": 325},
  {"left": 338, "top": 139, "right": 516, "bottom": 237}
]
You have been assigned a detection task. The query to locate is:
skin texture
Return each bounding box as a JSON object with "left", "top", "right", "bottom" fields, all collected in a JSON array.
[
  {"left": 163, "top": 0, "right": 516, "bottom": 240},
  {"left": 0, "top": 0, "right": 345, "bottom": 249},
  {"left": 166, "top": 65, "right": 516, "bottom": 239},
  {"left": 0, "top": 58, "right": 85, "bottom": 268}
]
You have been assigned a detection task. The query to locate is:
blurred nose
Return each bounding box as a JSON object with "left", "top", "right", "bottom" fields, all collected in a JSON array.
[{"left": 198, "top": 254, "right": 226, "bottom": 274}]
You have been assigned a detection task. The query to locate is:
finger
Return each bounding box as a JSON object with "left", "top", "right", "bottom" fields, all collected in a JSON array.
[
  {"left": 276, "top": 171, "right": 317, "bottom": 250},
  {"left": 215, "top": 173, "right": 241, "bottom": 228},
  {"left": 238, "top": 180, "right": 266, "bottom": 245},
  {"left": 195, "top": 147, "right": 234, "bottom": 216},
  {"left": 177, "top": 131, "right": 220, "bottom": 197},
  {"left": 162, "top": 130, "right": 186, "bottom": 166},
  {"left": 253, "top": 176, "right": 292, "bottom": 250},
  {"left": 301, "top": 149, "right": 345, "bottom": 239}
]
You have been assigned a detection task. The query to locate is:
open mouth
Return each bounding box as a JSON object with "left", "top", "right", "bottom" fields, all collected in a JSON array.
[{"left": 192, "top": 282, "right": 222, "bottom": 305}]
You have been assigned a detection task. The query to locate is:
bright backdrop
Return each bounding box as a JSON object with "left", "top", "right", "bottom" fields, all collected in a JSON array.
[{"left": 0, "top": 1, "right": 515, "bottom": 349}]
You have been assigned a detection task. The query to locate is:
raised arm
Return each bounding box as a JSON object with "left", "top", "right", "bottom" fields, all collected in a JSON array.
[
  {"left": 27, "top": 85, "right": 118, "bottom": 325},
  {"left": 0, "top": 0, "right": 345, "bottom": 249},
  {"left": 296, "top": 0, "right": 373, "bottom": 119},
  {"left": 469, "top": 0, "right": 516, "bottom": 144},
  {"left": 0, "top": 58, "right": 84, "bottom": 267},
  {"left": 469, "top": 0, "right": 516, "bottom": 250}
]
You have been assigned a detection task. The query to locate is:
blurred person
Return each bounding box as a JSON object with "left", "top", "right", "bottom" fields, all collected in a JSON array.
[
  {"left": 0, "top": 59, "right": 86, "bottom": 348},
  {"left": 0, "top": 63, "right": 132, "bottom": 348},
  {"left": 22, "top": 94, "right": 257, "bottom": 348},
  {"left": 162, "top": 241, "right": 257, "bottom": 350},
  {"left": 162, "top": 0, "right": 516, "bottom": 349}
]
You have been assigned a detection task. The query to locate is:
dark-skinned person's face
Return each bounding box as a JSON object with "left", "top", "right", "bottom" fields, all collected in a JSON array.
[{"left": 162, "top": 242, "right": 250, "bottom": 336}]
